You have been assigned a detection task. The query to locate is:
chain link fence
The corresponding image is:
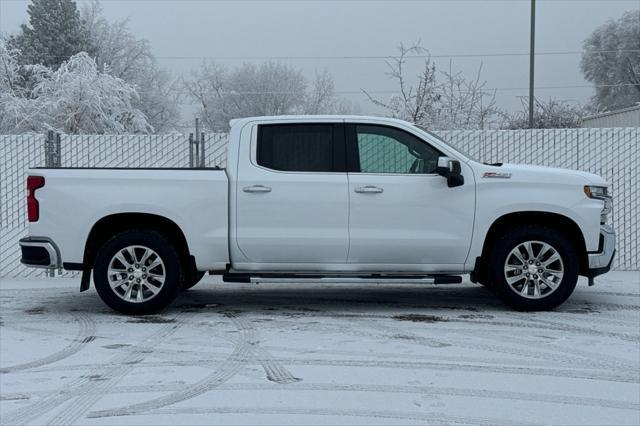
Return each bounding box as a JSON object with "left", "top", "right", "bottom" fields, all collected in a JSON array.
[{"left": 1, "top": 128, "right": 637, "bottom": 278}]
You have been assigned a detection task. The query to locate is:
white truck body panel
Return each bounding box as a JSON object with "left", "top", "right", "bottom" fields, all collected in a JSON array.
[
  {"left": 28, "top": 169, "right": 229, "bottom": 271},
  {"left": 466, "top": 162, "right": 606, "bottom": 270}
]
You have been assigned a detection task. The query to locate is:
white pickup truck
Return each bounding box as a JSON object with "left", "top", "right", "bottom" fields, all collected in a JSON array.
[{"left": 20, "top": 116, "right": 615, "bottom": 314}]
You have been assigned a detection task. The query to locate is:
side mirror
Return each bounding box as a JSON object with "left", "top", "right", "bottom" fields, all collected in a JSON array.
[{"left": 436, "top": 157, "right": 464, "bottom": 188}]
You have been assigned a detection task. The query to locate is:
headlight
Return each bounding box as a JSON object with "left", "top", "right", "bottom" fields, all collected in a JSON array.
[
  {"left": 584, "top": 185, "right": 608, "bottom": 199},
  {"left": 584, "top": 185, "right": 612, "bottom": 224}
]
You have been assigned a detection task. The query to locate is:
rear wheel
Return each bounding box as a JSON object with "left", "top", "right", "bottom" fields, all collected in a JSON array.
[
  {"left": 488, "top": 225, "right": 578, "bottom": 311},
  {"left": 93, "top": 230, "right": 184, "bottom": 315}
]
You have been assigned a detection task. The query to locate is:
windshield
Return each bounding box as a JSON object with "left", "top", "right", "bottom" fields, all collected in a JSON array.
[{"left": 413, "top": 125, "right": 480, "bottom": 163}]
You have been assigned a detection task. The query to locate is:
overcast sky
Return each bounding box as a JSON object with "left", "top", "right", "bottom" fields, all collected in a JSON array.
[{"left": 1, "top": 0, "right": 638, "bottom": 114}]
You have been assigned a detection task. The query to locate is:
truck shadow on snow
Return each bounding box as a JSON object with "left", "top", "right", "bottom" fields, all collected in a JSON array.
[
  {"left": 174, "top": 283, "right": 505, "bottom": 314},
  {"left": 168, "top": 280, "right": 627, "bottom": 316},
  {"left": 17, "top": 279, "right": 627, "bottom": 318}
]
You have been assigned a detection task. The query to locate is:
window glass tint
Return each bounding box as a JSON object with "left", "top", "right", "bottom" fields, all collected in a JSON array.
[
  {"left": 258, "top": 124, "right": 335, "bottom": 172},
  {"left": 356, "top": 125, "right": 440, "bottom": 174}
]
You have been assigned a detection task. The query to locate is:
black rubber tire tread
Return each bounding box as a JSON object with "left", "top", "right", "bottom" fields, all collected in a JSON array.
[
  {"left": 478, "top": 280, "right": 492, "bottom": 289},
  {"left": 183, "top": 270, "right": 206, "bottom": 291},
  {"left": 488, "top": 225, "right": 579, "bottom": 311},
  {"left": 93, "top": 229, "right": 184, "bottom": 315}
]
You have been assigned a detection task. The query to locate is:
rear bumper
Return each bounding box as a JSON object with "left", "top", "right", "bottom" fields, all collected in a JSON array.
[
  {"left": 586, "top": 224, "right": 616, "bottom": 278},
  {"left": 19, "top": 237, "right": 61, "bottom": 269}
]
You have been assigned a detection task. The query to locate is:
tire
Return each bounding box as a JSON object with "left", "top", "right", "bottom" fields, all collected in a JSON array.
[
  {"left": 478, "top": 280, "right": 492, "bottom": 289},
  {"left": 488, "top": 225, "right": 578, "bottom": 311},
  {"left": 93, "top": 229, "right": 185, "bottom": 315},
  {"left": 183, "top": 270, "right": 205, "bottom": 291}
]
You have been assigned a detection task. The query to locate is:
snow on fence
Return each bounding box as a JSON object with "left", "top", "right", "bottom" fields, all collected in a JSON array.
[{"left": 1, "top": 128, "right": 637, "bottom": 278}]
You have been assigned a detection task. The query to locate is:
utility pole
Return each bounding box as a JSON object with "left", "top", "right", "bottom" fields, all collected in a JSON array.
[{"left": 528, "top": 0, "right": 536, "bottom": 128}]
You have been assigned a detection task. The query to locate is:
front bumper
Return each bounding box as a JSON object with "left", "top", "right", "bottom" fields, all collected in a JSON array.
[
  {"left": 586, "top": 224, "right": 616, "bottom": 278},
  {"left": 19, "top": 237, "right": 61, "bottom": 269}
]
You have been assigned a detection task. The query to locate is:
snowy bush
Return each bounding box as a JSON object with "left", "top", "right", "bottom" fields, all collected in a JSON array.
[{"left": 0, "top": 44, "right": 152, "bottom": 134}]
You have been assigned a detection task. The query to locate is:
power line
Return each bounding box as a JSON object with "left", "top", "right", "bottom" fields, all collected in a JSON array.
[
  {"left": 155, "top": 49, "right": 640, "bottom": 60},
  {"left": 355, "top": 82, "right": 639, "bottom": 95},
  {"left": 85, "top": 0, "right": 640, "bottom": 1},
  {"left": 38, "top": 49, "right": 640, "bottom": 61},
  {"left": 203, "top": 83, "right": 637, "bottom": 96}
]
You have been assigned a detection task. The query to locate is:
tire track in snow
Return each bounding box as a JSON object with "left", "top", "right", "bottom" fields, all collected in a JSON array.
[
  {"left": 6, "top": 380, "right": 638, "bottom": 412},
  {"left": 315, "top": 310, "right": 639, "bottom": 344},
  {"left": 48, "top": 353, "right": 635, "bottom": 384},
  {"left": 15, "top": 336, "right": 634, "bottom": 384},
  {"left": 467, "top": 330, "right": 639, "bottom": 373},
  {"left": 209, "top": 382, "right": 640, "bottom": 411},
  {"left": 125, "top": 312, "right": 638, "bottom": 377},
  {"left": 2, "top": 315, "right": 184, "bottom": 426},
  {"left": 344, "top": 311, "right": 639, "bottom": 375},
  {"left": 267, "top": 357, "right": 636, "bottom": 383},
  {"left": 88, "top": 311, "right": 297, "bottom": 419},
  {"left": 0, "top": 312, "right": 96, "bottom": 374},
  {"left": 254, "top": 344, "right": 301, "bottom": 384},
  {"left": 128, "top": 405, "right": 540, "bottom": 426}
]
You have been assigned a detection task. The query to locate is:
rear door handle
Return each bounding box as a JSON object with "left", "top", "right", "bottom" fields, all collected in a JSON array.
[
  {"left": 243, "top": 185, "right": 272, "bottom": 193},
  {"left": 354, "top": 185, "right": 384, "bottom": 194}
]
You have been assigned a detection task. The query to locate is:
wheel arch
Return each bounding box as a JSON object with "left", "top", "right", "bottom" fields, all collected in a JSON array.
[
  {"left": 472, "top": 211, "right": 588, "bottom": 284},
  {"left": 83, "top": 213, "right": 192, "bottom": 272}
]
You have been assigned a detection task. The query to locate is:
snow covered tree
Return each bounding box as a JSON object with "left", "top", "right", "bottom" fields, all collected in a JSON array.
[
  {"left": 363, "top": 43, "right": 440, "bottom": 125},
  {"left": 501, "top": 98, "right": 584, "bottom": 129},
  {"left": 303, "top": 69, "right": 355, "bottom": 115},
  {"left": 364, "top": 42, "right": 497, "bottom": 130},
  {"left": 0, "top": 39, "right": 22, "bottom": 94},
  {"left": 436, "top": 61, "right": 497, "bottom": 130},
  {"left": 581, "top": 10, "right": 640, "bottom": 110},
  {"left": 7, "top": 0, "right": 94, "bottom": 69},
  {"left": 0, "top": 39, "right": 33, "bottom": 132},
  {"left": 35, "top": 53, "right": 152, "bottom": 133},
  {"left": 0, "top": 51, "right": 152, "bottom": 134},
  {"left": 81, "top": 1, "right": 181, "bottom": 132},
  {"left": 186, "top": 62, "right": 308, "bottom": 131}
]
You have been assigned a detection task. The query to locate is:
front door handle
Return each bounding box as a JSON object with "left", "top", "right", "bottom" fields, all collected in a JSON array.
[
  {"left": 243, "top": 185, "right": 272, "bottom": 193},
  {"left": 354, "top": 185, "right": 384, "bottom": 194}
]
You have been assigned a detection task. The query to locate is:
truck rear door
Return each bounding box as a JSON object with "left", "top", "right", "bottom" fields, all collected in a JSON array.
[{"left": 234, "top": 122, "right": 349, "bottom": 266}]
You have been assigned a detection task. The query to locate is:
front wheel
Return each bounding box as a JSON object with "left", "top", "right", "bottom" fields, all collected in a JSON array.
[
  {"left": 488, "top": 225, "right": 578, "bottom": 311},
  {"left": 183, "top": 270, "right": 206, "bottom": 291},
  {"left": 93, "top": 230, "right": 184, "bottom": 315}
]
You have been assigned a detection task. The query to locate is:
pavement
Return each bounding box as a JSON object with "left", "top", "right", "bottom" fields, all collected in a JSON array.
[{"left": 1, "top": 271, "right": 639, "bottom": 425}]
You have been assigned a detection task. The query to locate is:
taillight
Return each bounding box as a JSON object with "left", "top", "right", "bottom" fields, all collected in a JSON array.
[{"left": 27, "top": 176, "right": 45, "bottom": 222}]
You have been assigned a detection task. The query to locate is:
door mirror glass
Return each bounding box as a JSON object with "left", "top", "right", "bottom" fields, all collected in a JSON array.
[{"left": 436, "top": 157, "right": 464, "bottom": 188}]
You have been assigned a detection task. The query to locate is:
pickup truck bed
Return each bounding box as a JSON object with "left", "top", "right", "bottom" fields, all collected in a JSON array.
[{"left": 25, "top": 168, "right": 230, "bottom": 272}]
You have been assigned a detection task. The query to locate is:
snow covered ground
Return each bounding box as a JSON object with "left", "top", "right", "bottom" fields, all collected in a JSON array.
[{"left": 1, "top": 272, "right": 638, "bottom": 425}]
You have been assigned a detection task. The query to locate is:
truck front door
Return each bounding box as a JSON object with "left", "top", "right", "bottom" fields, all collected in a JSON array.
[{"left": 345, "top": 123, "right": 475, "bottom": 271}]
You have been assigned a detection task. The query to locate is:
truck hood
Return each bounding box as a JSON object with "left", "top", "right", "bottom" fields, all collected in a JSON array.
[{"left": 481, "top": 163, "right": 608, "bottom": 186}]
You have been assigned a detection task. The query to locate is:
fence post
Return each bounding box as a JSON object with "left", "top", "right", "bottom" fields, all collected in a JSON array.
[
  {"left": 45, "top": 130, "right": 54, "bottom": 167},
  {"left": 188, "top": 133, "right": 194, "bottom": 167},
  {"left": 54, "top": 133, "right": 61, "bottom": 167},
  {"left": 200, "top": 132, "right": 206, "bottom": 168}
]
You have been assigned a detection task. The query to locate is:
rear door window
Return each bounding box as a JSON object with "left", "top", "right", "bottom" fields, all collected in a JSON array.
[{"left": 257, "top": 124, "right": 344, "bottom": 172}]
